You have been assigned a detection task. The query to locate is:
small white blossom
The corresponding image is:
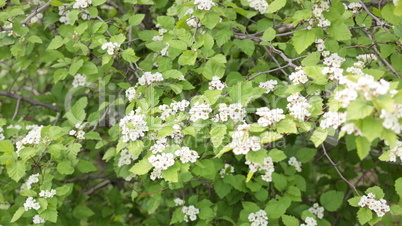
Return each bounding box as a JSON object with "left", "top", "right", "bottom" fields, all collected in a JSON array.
[
  {"left": 358, "top": 193, "right": 390, "bottom": 217},
  {"left": 39, "top": 189, "right": 56, "bottom": 198},
  {"left": 101, "top": 42, "right": 120, "bottom": 55},
  {"left": 119, "top": 111, "right": 149, "bottom": 143},
  {"left": 248, "top": 209, "right": 268, "bottom": 226},
  {"left": 189, "top": 102, "right": 212, "bottom": 122},
  {"left": 175, "top": 147, "right": 199, "bottom": 163},
  {"left": 208, "top": 76, "right": 226, "bottom": 90},
  {"left": 182, "top": 205, "right": 200, "bottom": 222},
  {"left": 320, "top": 112, "right": 346, "bottom": 130},
  {"left": 256, "top": 107, "right": 285, "bottom": 127},
  {"left": 259, "top": 80, "right": 277, "bottom": 93},
  {"left": 309, "top": 203, "right": 324, "bottom": 219},
  {"left": 138, "top": 72, "right": 164, "bottom": 85},
  {"left": 194, "top": 0, "right": 216, "bottom": 10},
  {"left": 118, "top": 149, "right": 138, "bottom": 167},
  {"left": 301, "top": 217, "right": 317, "bottom": 226},
  {"left": 289, "top": 67, "right": 308, "bottom": 84},
  {"left": 73, "top": 0, "right": 92, "bottom": 9},
  {"left": 33, "top": 215, "right": 46, "bottom": 224},
  {"left": 174, "top": 198, "right": 185, "bottom": 206},
  {"left": 230, "top": 124, "right": 261, "bottom": 155},
  {"left": 72, "top": 73, "right": 87, "bottom": 87},
  {"left": 288, "top": 156, "right": 302, "bottom": 172},
  {"left": 219, "top": 163, "right": 235, "bottom": 178},
  {"left": 24, "top": 197, "right": 41, "bottom": 211},
  {"left": 246, "top": 157, "right": 274, "bottom": 182},
  {"left": 148, "top": 153, "right": 175, "bottom": 170},
  {"left": 247, "top": 0, "right": 269, "bottom": 14}
]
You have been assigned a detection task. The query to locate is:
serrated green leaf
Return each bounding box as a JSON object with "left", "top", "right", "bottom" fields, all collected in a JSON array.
[
  {"left": 357, "top": 208, "right": 372, "bottom": 225},
  {"left": 355, "top": 136, "right": 370, "bottom": 160},
  {"left": 7, "top": 161, "right": 26, "bottom": 182},
  {"left": 130, "top": 158, "right": 152, "bottom": 175},
  {"left": 122, "top": 48, "right": 140, "bottom": 63},
  {"left": 292, "top": 30, "right": 316, "bottom": 54},
  {"left": 320, "top": 190, "right": 344, "bottom": 212},
  {"left": 57, "top": 161, "right": 74, "bottom": 175},
  {"left": 77, "top": 160, "right": 97, "bottom": 173},
  {"left": 210, "top": 124, "right": 227, "bottom": 147}
]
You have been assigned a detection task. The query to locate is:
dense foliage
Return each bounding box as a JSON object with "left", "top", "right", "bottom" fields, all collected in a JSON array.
[{"left": 1, "top": 0, "right": 402, "bottom": 225}]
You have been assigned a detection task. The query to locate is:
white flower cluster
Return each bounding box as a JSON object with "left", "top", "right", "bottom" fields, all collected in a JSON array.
[
  {"left": 119, "top": 111, "right": 149, "bottom": 143},
  {"left": 320, "top": 112, "right": 346, "bottom": 130},
  {"left": 174, "top": 198, "right": 184, "bottom": 206},
  {"left": 148, "top": 150, "right": 177, "bottom": 180},
  {"left": 22, "top": 173, "right": 40, "bottom": 190},
  {"left": 301, "top": 217, "right": 317, "bottom": 226},
  {"left": 125, "top": 87, "right": 140, "bottom": 102},
  {"left": 16, "top": 125, "right": 43, "bottom": 155},
  {"left": 171, "top": 124, "right": 185, "bottom": 143},
  {"left": 24, "top": 197, "right": 41, "bottom": 211},
  {"left": 152, "top": 24, "right": 168, "bottom": 41},
  {"left": 256, "top": 107, "right": 285, "bottom": 127},
  {"left": 309, "top": 203, "right": 324, "bottom": 219},
  {"left": 356, "top": 54, "right": 377, "bottom": 63},
  {"left": 307, "top": 1, "right": 331, "bottom": 29},
  {"left": 73, "top": 0, "right": 91, "bottom": 9},
  {"left": 182, "top": 205, "right": 200, "bottom": 222},
  {"left": 7, "top": 124, "right": 22, "bottom": 130},
  {"left": 230, "top": 124, "right": 261, "bottom": 155},
  {"left": 138, "top": 71, "right": 164, "bottom": 85},
  {"left": 247, "top": 0, "right": 269, "bottom": 14},
  {"left": 322, "top": 53, "right": 346, "bottom": 82},
  {"left": 33, "top": 215, "right": 46, "bottom": 224},
  {"left": 125, "top": 173, "right": 137, "bottom": 181},
  {"left": 194, "top": 0, "right": 216, "bottom": 10},
  {"left": 380, "top": 104, "right": 402, "bottom": 134},
  {"left": 246, "top": 157, "right": 274, "bottom": 182},
  {"left": 58, "top": 5, "right": 71, "bottom": 24},
  {"left": 358, "top": 193, "right": 390, "bottom": 217},
  {"left": 213, "top": 103, "right": 246, "bottom": 122},
  {"left": 347, "top": 2, "right": 362, "bottom": 14},
  {"left": 69, "top": 123, "right": 86, "bottom": 140},
  {"left": 286, "top": 93, "right": 312, "bottom": 121},
  {"left": 31, "top": 0, "right": 45, "bottom": 5},
  {"left": 247, "top": 209, "right": 268, "bottom": 226},
  {"left": 288, "top": 156, "right": 302, "bottom": 172},
  {"left": 334, "top": 88, "right": 357, "bottom": 108},
  {"left": 39, "top": 189, "right": 56, "bottom": 198},
  {"left": 341, "top": 123, "right": 362, "bottom": 136},
  {"left": 150, "top": 138, "right": 169, "bottom": 153},
  {"left": 102, "top": 42, "right": 120, "bottom": 55},
  {"left": 353, "top": 75, "right": 390, "bottom": 100},
  {"left": 209, "top": 76, "right": 226, "bottom": 90},
  {"left": 118, "top": 149, "right": 138, "bottom": 167},
  {"left": 219, "top": 163, "right": 235, "bottom": 178},
  {"left": 159, "top": 100, "right": 190, "bottom": 120},
  {"left": 175, "top": 147, "right": 199, "bottom": 163},
  {"left": 315, "top": 39, "right": 330, "bottom": 57},
  {"left": 72, "top": 73, "right": 87, "bottom": 87},
  {"left": 0, "top": 127, "right": 4, "bottom": 140},
  {"left": 387, "top": 141, "right": 402, "bottom": 162},
  {"left": 259, "top": 80, "right": 277, "bottom": 94},
  {"left": 30, "top": 13, "right": 43, "bottom": 24},
  {"left": 189, "top": 102, "right": 212, "bottom": 122},
  {"left": 289, "top": 67, "right": 308, "bottom": 84},
  {"left": 183, "top": 8, "right": 200, "bottom": 28}
]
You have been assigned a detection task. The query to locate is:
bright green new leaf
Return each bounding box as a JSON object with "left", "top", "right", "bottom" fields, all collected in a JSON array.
[
  {"left": 320, "top": 190, "right": 344, "bottom": 211},
  {"left": 77, "top": 160, "right": 97, "bottom": 173},
  {"left": 357, "top": 208, "right": 372, "bottom": 225},
  {"left": 292, "top": 30, "right": 316, "bottom": 54},
  {"left": 122, "top": 48, "right": 140, "bottom": 63},
  {"left": 210, "top": 124, "right": 227, "bottom": 147}
]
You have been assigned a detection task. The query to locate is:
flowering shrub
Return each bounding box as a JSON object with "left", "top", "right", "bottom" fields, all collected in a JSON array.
[{"left": 0, "top": 0, "right": 402, "bottom": 225}]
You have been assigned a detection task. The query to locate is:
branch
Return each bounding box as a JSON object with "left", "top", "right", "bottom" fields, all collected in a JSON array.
[
  {"left": 81, "top": 180, "right": 111, "bottom": 195},
  {"left": 0, "top": 90, "right": 59, "bottom": 112},
  {"left": 321, "top": 144, "right": 361, "bottom": 196},
  {"left": 126, "top": 182, "right": 169, "bottom": 195},
  {"left": 358, "top": 0, "right": 392, "bottom": 29},
  {"left": 247, "top": 64, "right": 292, "bottom": 81},
  {"left": 22, "top": 1, "right": 51, "bottom": 25}
]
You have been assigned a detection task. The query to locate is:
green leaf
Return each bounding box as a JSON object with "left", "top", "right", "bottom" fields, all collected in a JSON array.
[
  {"left": 57, "top": 161, "right": 74, "bottom": 175},
  {"left": 320, "top": 190, "right": 344, "bottom": 212},
  {"left": 28, "top": 35, "right": 43, "bottom": 43},
  {"left": 85, "top": 132, "right": 102, "bottom": 140},
  {"left": 267, "top": 0, "right": 287, "bottom": 13},
  {"left": 73, "top": 206, "right": 95, "bottom": 219},
  {"left": 276, "top": 118, "right": 297, "bottom": 134},
  {"left": 262, "top": 27, "right": 276, "bottom": 41},
  {"left": 10, "top": 207, "right": 25, "bottom": 223},
  {"left": 348, "top": 196, "right": 361, "bottom": 207},
  {"left": 346, "top": 100, "right": 374, "bottom": 120},
  {"left": 210, "top": 124, "right": 227, "bottom": 147},
  {"left": 272, "top": 173, "right": 287, "bottom": 191},
  {"left": 129, "top": 14, "right": 145, "bottom": 26},
  {"left": 292, "top": 30, "right": 316, "bottom": 54},
  {"left": 130, "top": 158, "right": 153, "bottom": 175},
  {"left": 355, "top": 136, "right": 370, "bottom": 160},
  {"left": 77, "top": 160, "right": 97, "bottom": 173},
  {"left": 310, "top": 127, "right": 328, "bottom": 147},
  {"left": 162, "top": 163, "right": 180, "bottom": 182},
  {"left": 304, "top": 66, "right": 327, "bottom": 85},
  {"left": 202, "top": 54, "right": 227, "bottom": 79},
  {"left": 328, "top": 20, "right": 352, "bottom": 41},
  {"left": 366, "top": 186, "right": 384, "bottom": 199},
  {"left": 19, "top": 147, "right": 39, "bottom": 161},
  {"left": 302, "top": 52, "right": 321, "bottom": 66},
  {"left": 214, "top": 180, "right": 232, "bottom": 198},
  {"left": 7, "top": 161, "right": 26, "bottom": 182},
  {"left": 395, "top": 178, "right": 402, "bottom": 198},
  {"left": 157, "top": 126, "right": 174, "bottom": 139},
  {"left": 0, "top": 140, "right": 14, "bottom": 153},
  {"left": 246, "top": 149, "right": 267, "bottom": 164},
  {"left": 357, "top": 208, "right": 372, "bottom": 225},
  {"left": 201, "top": 13, "right": 220, "bottom": 29},
  {"left": 69, "top": 59, "right": 84, "bottom": 75},
  {"left": 40, "top": 209, "right": 58, "bottom": 223},
  {"left": 267, "top": 149, "right": 287, "bottom": 162},
  {"left": 233, "top": 39, "right": 255, "bottom": 56},
  {"left": 214, "top": 29, "right": 233, "bottom": 47},
  {"left": 356, "top": 118, "right": 383, "bottom": 142},
  {"left": 47, "top": 36, "right": 64, "bottom": 50},
  {"left": 178, "top": 50, "right": 197, "bottom": 65},
  {"left": 122, "top": 48, "right": 140, "bottom": 62},
  {"left": 92, "top": 0, "right": 106, "bottom": 6},
  {"left": 65, "top": 97, "right": 87, "bottom": 124},
  {"left": 282, "top": 215, "right": 299, "bottom": 226},
  {"left": 295, "top": 148, "right": 317, "bottom": 163}
]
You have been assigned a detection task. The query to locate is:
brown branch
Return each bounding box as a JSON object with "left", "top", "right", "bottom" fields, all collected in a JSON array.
[
  {"left": 358, "top": 0, "right": 392, "bottom": 29},
  {"left": 126, "top": 182, "right": 169, "bottom": 195},
  {"left": 321, "top": 144, "right": 361, "bottom": 196},
  {"left": 247, "top": 64, "right": 292, "bottom": 81},
  {"left": 22, "top": 1, "right": 51, "bottom": 25},
  {"left": 0, "top": 90, "right": 59, "bottom": 112},
  {"left": 81, "top": 180, "right": 111, "bottom": 195}
]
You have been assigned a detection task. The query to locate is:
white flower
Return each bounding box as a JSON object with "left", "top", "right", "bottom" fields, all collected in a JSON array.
[
  {"left": 208, "top": 76, "right": 226, "bottom": 90},
  {"left": 216, "top": 103, "right": 246, "bottom": 122},
  {"left": 246, "top": 157, "right": 274, "bottom": 182},
  {"left": 248, "top": 209, "right": 268, "bottom": 226},
  {"left": 309, "top": 203, "right": 324, "bottom": 219},
  {"left": 160, "top": 42, "right": 169, "bottom": 56},
  {"left": 230, "top": 124, "right": 261, "bottom": 155},
  {"left": 289, "top": 67, "right": 308, "bottom": 84},
  {"left": 33, "top": 215, "right": 46, "bottom": 224},
  {"left": 101, "top": 42, "right": 120, "bottom": 55},
  {"left": 248, "top": 0, "right": 269, "bottom": 14},
  {"left": 175, "top": 147, "right": 199, "bottom": 163},
  {"left": 119, "top": 111, "right": 149, "bottom": 143},
  {"left": 174, "top": 198, "right": 185, "bottom": 206},
  {"left": 194, "top": 0, "right": 216, "bottom": 11},
  {"left": 286, "top": 93, "right": 312, "bottom": 121},
  {"left": 117, "top": 149, "right": 138, "bottom": 167},
  {"left": 358, "top": 193, "right": 390, "bottom": 217},
  {"left": 148, "top": 153, "right": 175, "bottom": 170},
  {"left": 138, "top": 72, "right": 164, "bottom": 85},
  {"left": 259, "top": 80, "right": 277, "bottom": 93},
  {"left": 320, "top": 111, "right": 346, "bottom": 130},
  {"left": 182, "top": 205, "right": 200, "bottom": 222},
  {"left": 39, "top": 189, "right": 56, "bottom": 198},
  {"left": 189, "top": 102, "right": 212, "bottom": 122},
  {"left": 219, "top": 164, "right": 235, "bottom": 178},
  {"left": 24, "top": 197, "right": 41, "bottom": 211},
  {"left": 73, "top": 0, "right": 92, "bottom": 9},
  {"left": 72, "top": 73, "right": 87, "bottom": 87},
  {"left": 126, "top": 87, "right": 138, "bottom": 102},
  {"left": 288, "top": 156, "right": 302, "bottom": 172},
  {"left": 256, "top": 107, "right": 285, "bottom": 126}
]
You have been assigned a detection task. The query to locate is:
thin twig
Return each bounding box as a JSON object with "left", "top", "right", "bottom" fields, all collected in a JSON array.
[
  {"left": 358, "top": 0, "right": 391, "bottom": 29},
  {"left": 126, "top": 182, "right": 169, "bottom": 195},
  {"left": 22, "top": 2, "right": 51, "bottom": 25},
  {"left": 0, "top": 90, "right": 59, "bottom": 112},
  {"left": 321, "top": 144, "right": 360, "bottom": 196},
  {"left": 247, "top": 64, "right": 292, "bottom": 81},
  {"left": 81, "top": 180, "right": 111, "bottom": 195},
  {"left": 12, "top": 97, "right": 21, "bottom": 121}
]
